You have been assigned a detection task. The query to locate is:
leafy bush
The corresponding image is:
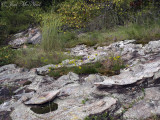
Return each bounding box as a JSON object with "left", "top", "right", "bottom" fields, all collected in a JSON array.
[
  {"left": 58, "top": 0, "right": 105, "bottom": 28},
  {"left": 0, "top": 46, "right": 15, "bottom": 66},
  {"left": 0, "top": 0, "right": 43, "bottom": 45},
  {"left": 58, "top": 0, "right": 160, "bottom": 31}
]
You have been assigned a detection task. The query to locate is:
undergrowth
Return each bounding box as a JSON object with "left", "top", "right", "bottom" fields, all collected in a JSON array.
[{"left": 48, "top": 56, "right": 125, "bottom": 78}]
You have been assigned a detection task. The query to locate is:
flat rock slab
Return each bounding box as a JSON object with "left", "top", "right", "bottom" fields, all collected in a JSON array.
[
  {"left": 25, "top": 90, "right": 60, "bottom": 105},
  {"left": 124, "top": 87, "right": 160, "bottom": 119},
  {"left": 51, "top": 97, "right": 117, "bottom": 120},
  {"left": 94, "top": 59, "right": 160, "bottom": 88},
  {"left": 11, "top": 96, "right": 117, "bottom": 120}
]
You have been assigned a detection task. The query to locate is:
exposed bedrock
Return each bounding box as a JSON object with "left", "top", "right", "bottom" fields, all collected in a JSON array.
[{"left": 0, "top": 40, "right": 160, "bottom": 120}]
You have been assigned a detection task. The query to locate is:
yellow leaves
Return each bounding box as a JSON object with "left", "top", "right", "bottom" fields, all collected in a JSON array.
[
  {"left": 116, "top": 56, "right": 121, "bottom": 59},
  {"left": 5, "top": 56, "right": 9, "bottom": 58},
  {"left": 58, "top": 0, "right": 103, "bottom": 28},
  {"left": 78, "top": 66, "right": 82, "bottom": 70},
  {"left": 113, "top": 57, "right": 117, "bottom": 61}
]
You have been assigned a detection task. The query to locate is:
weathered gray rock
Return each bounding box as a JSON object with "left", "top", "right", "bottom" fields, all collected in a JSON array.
[
  {"left": 27, "top": 31, "right": 42, "bottom": 44},
  {"left": 27, "top": 75, "right": 54, "bottom": 91},
  {"left": 9, "top": 37, "right": 28, "bottom": 48},
  {"left": 38, "top": 72, "right": 79, "bottom": 92},
  {"left": 84, "top": 74, "right": 104, "bottom": 85},
  {"left": 36, "top": 64, "right": 55, "bottom": 75},
  {"left": 1, "top": 39, "right": 160, "bottom": 120},
  {"left": 10, "top": 81, "right": 117, "bottom": 120},
  {"left": 9, "top": 28, "right": 42, "bottom": 48},
  {"left": 25, "top": 90, "right": 60, "bottom": 105},
  {"left": 0, "top": 64, "right": 16, "bottom": 73},
  {"left": 124, "top": 87, "right": 160, "bottom": 119},
  {"left": 94, "top": 59, "right": 160, "bottom": 88}
]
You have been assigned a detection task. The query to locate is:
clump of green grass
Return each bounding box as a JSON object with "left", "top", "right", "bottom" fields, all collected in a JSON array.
[
  {"left": 48, "top": 62, "right": 102, "bottom": 79},
  {"left": 102, "top": 21, "right": 160, "bottom": 46},
  {"left": 101, "top": 56, "right": 126, "bottom": 75},
  {"left": 41, "top": 14, "right": 63, "bottom": 51},
  {"left": 64, "top": 20, "right": 160, "bottom": 48},
  {"left": 84, "top": 112, "right": 111, "bottom": 120},
  {"left": 41, "top": 13, "right": 77, "bottom": 51},
  {"left": 0, "top": 46, "right": 15, "bottom": 66},
  {"left": 65, "top": 32, "right": 105, "bottom": 48},
  {"left": 48, "top": 56, "right": 126, "bottom": 78},
  {"left": 81, "top": 98, "right": 89, "bottom": 105},
  {"left": 14, "top": 47, "right": 71, "bottom": 69}
]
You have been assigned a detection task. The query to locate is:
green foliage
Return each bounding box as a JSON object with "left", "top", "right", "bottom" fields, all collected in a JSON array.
[
  {"left": 48, "top": 62, "right": 101, "bottom": 78},
  {"left": 0, "top": 0, "right": 43, "bottom": 45},
  {"left": 84, "top": 112, "right": 109, "bottom": 120},
  {"left": 58, "top": 0, "right": 105, "bottom": 28},
  {"left": 14, "top": 47, "right": 70, "bottom": 68},
  {"left": 101, "top": 20, "right": 160, "bottom": 45},
  {"left": 81, "top": 98, "right": 89, "bottom": 104},
  {"left": 101, "top": 55, "right": 126, "bottom": 76},
  {"left": 41, "top": 13, "right": 77, "bottom": 51},
  {"left": 57, "top": 0, "right": 160, "bottom": 31},
  {"left": 0, "top": 46, "right": 15, "bottom": 66},
  {"left": 48, "top": 58, "right": 125, "bottom": 78}
]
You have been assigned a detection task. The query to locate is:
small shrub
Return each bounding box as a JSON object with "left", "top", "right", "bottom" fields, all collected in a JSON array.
[
  {"left": 0, "top": 46, "right": 15, "bottom": 66},
  {"left": 81, "top": 98, "right": 88, "bottom": 105},
  {"left": 100, "top": 55, "right": 126, "bottom": 76}
]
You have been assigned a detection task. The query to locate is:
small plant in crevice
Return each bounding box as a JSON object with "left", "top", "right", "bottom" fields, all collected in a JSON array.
[
  {"left": 81, "top": 98, "right": 89, "bottom": 105},
  {"left": 100, "top": 55, "right": 126, "bottom": 76},
  {"left": 84, "top": 112, "right": 117, "bottom": 120},
  {"left": 48, "top": 62, "right": 102, "bottom": 79},
  {"left": 48, "top": 55, "right": 126, "bottom": 78},
  {"left": 122, "top": 88, "right": 146, "bottom": 115}
]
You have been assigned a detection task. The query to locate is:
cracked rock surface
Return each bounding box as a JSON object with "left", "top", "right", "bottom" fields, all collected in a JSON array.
[{"left": 0, "top": 40, "right": 160, "bottom": 120}]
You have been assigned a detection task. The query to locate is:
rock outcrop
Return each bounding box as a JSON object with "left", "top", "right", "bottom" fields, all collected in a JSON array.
[
  {"left": 9, "top": 28, "right": 42, "bottom": 48},
  {"left": 1, "top": 39, "right": 160, "bottom": 120}
]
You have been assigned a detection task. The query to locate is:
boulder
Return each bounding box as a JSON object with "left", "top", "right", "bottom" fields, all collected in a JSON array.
[
  {"left": 27, "top": 31, "right": 42, "bottom": 44},
  {"left": 9, "top": 37, "right": 28, "bottom": 48},
  {"left": 9, "top": 28, "right": 42, "bottom": 48},
  {"left": 94, "top": 59, "right": 160, "bottom": 88}
]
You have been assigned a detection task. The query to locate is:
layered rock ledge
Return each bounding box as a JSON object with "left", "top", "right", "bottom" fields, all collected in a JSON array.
[{"left": 0, "top": 40, "right": 160, "bottom": 120}]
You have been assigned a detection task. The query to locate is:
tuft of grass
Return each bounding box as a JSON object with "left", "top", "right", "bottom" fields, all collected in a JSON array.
[
  {"left": 41, "top": 13, "right": 77, "bottom": 51},
  {"left": 48, "top": 62, "right": 102, "bottom": 79},
  {"left": 101, "top": 56, "right": 126, "bottom": 75},
  {"left": 41, "top": 14, "right": 63, "bottom": 51},
  {"left": 64, "top": 20, "right": 160, "bottom": 48},
  {"left": 81, "top": 98, "right": 89, "bottom": 105},
  {"left": 0, "top": 46, "right": 15, "bottom": 66},
  {"left": 84, "top": 112, "right": 109, "bottom": 120},
  {"left": 14, "top": 47, "right": 71, "bottom": 69},
  {"left": 102, "top": 21, "right": 160, "bottom": 46},
  {"left": 64, "top": 32, "right": 105, "bottom": 48},
  {"left": 48, "top": 56, "right": 125, "bottom": 78}
]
